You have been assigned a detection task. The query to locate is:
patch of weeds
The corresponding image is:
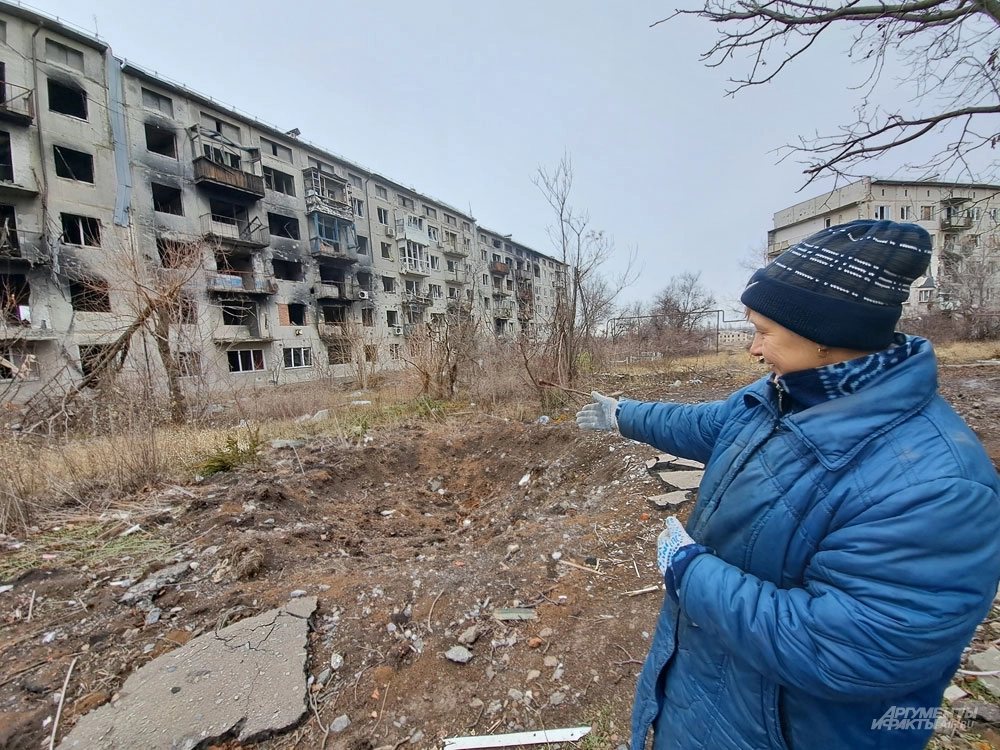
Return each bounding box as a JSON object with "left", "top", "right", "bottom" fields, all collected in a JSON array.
[
  {"left": 192, "top": 421, "right": 262, "bottom": 477},
  {"left": 578, "top": 704, "right": 617, "bottom": 750},
  {"left": 415, "top": 397, "right": 446, "bottom": 420},
  {"left": 0, "top": 523, "right": 171, "bottom": 583}
]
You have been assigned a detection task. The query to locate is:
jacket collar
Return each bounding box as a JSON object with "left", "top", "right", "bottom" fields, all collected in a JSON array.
[{"left": 743, "top": 336, "right": 938, "bottom": 470}]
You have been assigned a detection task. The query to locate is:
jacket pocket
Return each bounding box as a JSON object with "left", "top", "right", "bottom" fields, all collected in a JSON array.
[{"left": 765, "top": 684, "right": 791, "bottom": 750}]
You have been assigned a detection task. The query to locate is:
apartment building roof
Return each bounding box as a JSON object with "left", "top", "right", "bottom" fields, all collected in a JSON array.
[{"left": 0, "top": 0, "right": 108, "bottom": 52}]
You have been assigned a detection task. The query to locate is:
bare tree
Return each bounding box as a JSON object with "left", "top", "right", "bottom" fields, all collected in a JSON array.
[
  {"left": 938, "top": 233, "right": 1000, "bottom": 338},
  {"left": 402, "top": 299, "right": 482, "bottom": 399},
  {"left": 653, "top": 271, "right": 717, "bottom": 333},
  {"left": 533, "top": 154, "right": 638, "bottom": 386},
  {"left": 656, "top": 1, "right": 1000, "bottom": 184}
]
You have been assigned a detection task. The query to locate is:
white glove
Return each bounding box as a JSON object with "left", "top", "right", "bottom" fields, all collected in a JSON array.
[
  {"left": 657, "top": 516, "right": 696, "bottom": 577},
  {"left": 576, "top": 391, "right": 619, "bottom": 431}
]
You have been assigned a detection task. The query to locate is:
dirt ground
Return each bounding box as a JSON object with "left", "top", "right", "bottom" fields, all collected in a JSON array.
[{"left": 2, "top": 362, "right": 1000, "bottom": 750}]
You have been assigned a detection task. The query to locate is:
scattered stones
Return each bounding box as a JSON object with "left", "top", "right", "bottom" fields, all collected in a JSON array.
[
  {"left": 330, "top": 715, "right": 351, "bottom": 733},
  {"left": 526, "top": 670, "right": 541, "bottom": 682},
  {"left": 408, "top": 729, "right": 424, "bottom": 744},
  {"left": 144, "top": 608, "right": 161, "bottom": 626},
  {"left": 493, "top": 608, "right": 536, "bottom": 622},
  {"left": 943, "top": 684, "right": 968, "bottom": 702},
  {"left": 527, "top": 637, "right": 543, "bottom": 648},
  {"left": 656, "top": 470, "right": 704, "bottom": 490},
  {"left": 289, "top": 589, "right": 307, "bottom": 599},
  {"left": 549, "top": 691, "right": 566, "bottom": 706},
  {"left": 457, "top": 626, "right": 480, "bottom": 645},
  {"left": 330, "top": 653, "right": 344, "bottom": 670},
  {"left": 118, "top": 562, "right": 192, "bottom": 605},
  {"left": 445, "top": 646, "right": 473, "bottom": 664}
]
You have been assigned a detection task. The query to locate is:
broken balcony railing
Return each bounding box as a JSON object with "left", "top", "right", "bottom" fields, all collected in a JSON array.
[{"left": 205, "top": 270, "right": 278, "bottom": 295}]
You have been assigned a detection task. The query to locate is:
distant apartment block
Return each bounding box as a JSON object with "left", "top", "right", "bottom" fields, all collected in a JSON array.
[
  {"left": 768, "top": 177, "right": 1000, "bottom": 315},
  {"left": 0, "top": 2, "right": 566, "bottom": 402}
]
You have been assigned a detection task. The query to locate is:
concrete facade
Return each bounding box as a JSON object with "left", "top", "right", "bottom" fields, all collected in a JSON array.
[
  {"left": 0, "top": 3, "right": 564, "bottom": 403},
  {"left": 767, "top": 177, "right": 1000, "bottom": 315}
]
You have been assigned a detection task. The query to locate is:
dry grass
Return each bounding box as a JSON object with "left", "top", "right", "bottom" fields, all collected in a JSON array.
[{"left": 934, "top": 340, "right": 1000, "bottom": 364}]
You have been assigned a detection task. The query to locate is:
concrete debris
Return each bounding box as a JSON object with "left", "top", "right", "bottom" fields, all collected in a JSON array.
[
  {"left": 330, "top": 653, "right": 344, "bottom": 670},
  {"left": 943, "top": 684, "right": 968, "bottom": 702},
  {"left": 647, "top": 491, "right": 693, "bottom": 510},
  {"left": 493, "top": 607, "right": 537, "bottom": 621},
  {"left": 445, "top": 646, "right": 474, "bottom": 664},
  {"left": 118, "top": 562, "right": 192, "bottom": 605},
  {"left": 330, "top": 714, "right": 351, "bottom": 733},
  {"left": 269, "top": 439, "right": 306, "bottom": 449},
  {"left": 457, "top": 625, "right": 480, "bottom": 645},
  {"left": 58, "top": 597, "right": 317, "bottom": 750},
  {"left": 656, "top": 470, "right": 704, "bottom": 491},
  {"left": 968, "top": 647, "right": 1000, "bottom": 696}
]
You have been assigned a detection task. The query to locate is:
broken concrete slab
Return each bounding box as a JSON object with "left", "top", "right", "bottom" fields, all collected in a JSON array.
[
  {"left": 645, "top": 454, "right": 677, "bottom": 470},
  {"left": 58, "top": 597, "right": 317, "bottom": 750},
  {"left": 118, "top": 561, "right": 192, "bottom": 605},
  {"left": 656, "top": 470, "right": 704, "bottom": 491},
  {"left": 493, "top": 607, "right": 537, "bottom": 621},
  {"left": 647, "top": 491, "right": 693, "bottom": 510},
  {"left": 669, "top": 457, "right": 705, "bottom": 470},
  {"left": 967, "top": 647, "right": 1000, "bottom": 696}
]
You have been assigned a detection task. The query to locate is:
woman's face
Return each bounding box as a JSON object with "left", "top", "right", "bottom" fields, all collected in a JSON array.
[{"left": 747, "top": 310, "right": 827, "bottom": 377}]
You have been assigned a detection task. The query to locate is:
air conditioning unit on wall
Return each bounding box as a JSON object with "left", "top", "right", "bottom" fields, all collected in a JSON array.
[
  {"left": 358, "top": 290, "right": 370, "bottom": 300},
  {"left": 385, "top": 226, "right": 395, "bottom": 237},
  {"left": 391, "top": 326, "right": 403, "bottom": 335}
]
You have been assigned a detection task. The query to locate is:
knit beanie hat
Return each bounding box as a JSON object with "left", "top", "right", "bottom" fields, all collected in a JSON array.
[{"left": 740, "top": 220, "right": 932, "bottom": 351}]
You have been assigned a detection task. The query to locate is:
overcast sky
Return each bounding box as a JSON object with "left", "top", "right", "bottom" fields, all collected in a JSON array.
[{"left": 26, "top": 0, "right": 944, "bottom": 310}]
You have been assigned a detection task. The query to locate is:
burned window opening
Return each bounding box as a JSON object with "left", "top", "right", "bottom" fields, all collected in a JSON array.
[
  {"left": 70, "top": 279, "right": 111, "bottom": 312},
  {"left": 53, "top": 145, "right": 95, "bottom": 183},
  {"left": 151, "top": 183, "right": 183, "bottom": 215},
  {"left": 61, "top": 213, "right": 100, "bottom": 246},
  {"left": 263, "top": 167, "right": 295, "bottom": 196},
  {"left": 272, "top": 259, "right": 303, "bottom": 281},
  {"left": 0, "top": 131, "right": 13, "bottom": 182},
  {"left": 47, "top": 78, "right": 87, "bottom": 119},
  {"left": 144, "top": 123, "right": 177, "bottom": 158},
  {"left": 267, "top": 212, "right": 300, "bottom": 239}
]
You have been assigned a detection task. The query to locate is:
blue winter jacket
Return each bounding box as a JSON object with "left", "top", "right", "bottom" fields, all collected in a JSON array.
[{"left": 618, "top": 337, "right": 1000, "bottom": 750}]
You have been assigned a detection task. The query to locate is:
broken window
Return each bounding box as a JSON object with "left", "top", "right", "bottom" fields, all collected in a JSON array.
[
  {"left": 427, "top": 226, "right": 439, "bottom": 242},
  {"left": 61, "top": 213, "right": 100, "bottom": 246},
  {"left": 0, "top": 131, "right": 12, "bottom": 182},
  {"left": 322, "top": 305, "right": 346, "bottom": 324},
  {"left": 45, "top": 39, "right": 84, "bottom": 71},
  {"left": 364, "top": 344, "right": 377, "bottom": 363},
  {"left": 424, "top": 206, "right": 437, "bottom": 219},
  {"left": 352, "top": 198, "right": 365, "bottom": 218},
  {"left": 168, "top": 295, "right": 197, "bottom": 324},
  {"left": 0, "top": 205, "right": 19, "bottom": 252},
  {"left": 263, "top": 167, "right": 295, "bottom": 196},
  {"left": 227, "top": 349, "right": 264, "bottom": 372},
  {"left": 221, "top": 302, "right": 253, "bottom": 326},
  {"left": 70, "top": 279, "right": 111, "bottom": 312},
  {"left": 53, "top": 145, "right": 94, "bottom": 182},
  {"left": 144, "top": 123, "right": 177, "bottom": 158},
  {"left": 348, "top": 173, "right": 362, "bottom": 188},
  {"left": 151, "top": 183, "right": 183, "bottom": 215},
  {"left": 382, "top": 276, "right": 396, "bottom": 293},
  {"left": 267, "top": 212, "right": 300, "bottom": 239},
  {"left": 386, "top": 310, "right": 398, "bottom": 326},
  {"left": 141, "top": 87, "right": 173, "bottom": 117},
  {"left": 357, "top": 236, "right": 368, "bottom": 255},
  {"left": 389, "top": 343, "right": 401, "bottom": 360},
  {"left": 78, "top": 344, "right": 117, "bottom": 377},
  {"left": 288, "top": 304, "right": 306, "bottom": 326},
  {"left": 177, "top": 351, "right": 201, "bottom": 377},
  {"left": 377, "top": 207, "right": 390, "bottom": 225},
  {"left": 1, "top": 272, "right": 28, "bottom": 322},
  {"left": 399, "top": 195, "right": 414, "bottom": 209},
  {"left": 921, "top": 205, "right": 934, "bottom": 221},
  {"left": 283, "top": 346, "right": 312, "bottom": 368},
  {"left": 327, "top": 342, "right": 350, "bottom": 365},
  {"left": 47, "top": 78, "right": 87, "bottom": 119},
  {"left": 272, "top": 259, "right": 303, "bottom": 281},
  {"left": 156, "top": 238, "right": 200, "bottom": 268},
  {"left": 375, "top": 185, "right": 388, "bottom": 199},
  {"left": 361, "top": 307, "right": 374, "bottom": 327},
  {"left": 380, "top": 242, "right": 392, "bottom": 259}
]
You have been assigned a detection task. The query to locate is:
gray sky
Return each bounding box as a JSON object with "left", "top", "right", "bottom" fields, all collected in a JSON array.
[{"left": 27, "top": 0, "right": 934, "bottom": 310}]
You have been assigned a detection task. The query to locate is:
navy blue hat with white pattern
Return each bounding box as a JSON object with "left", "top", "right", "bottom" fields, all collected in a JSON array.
[{"left": 740, "top": 220, "right": 932, "bottom": 351}]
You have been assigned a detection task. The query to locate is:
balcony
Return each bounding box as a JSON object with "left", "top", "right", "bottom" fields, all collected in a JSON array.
[
  {"left": 446, "top": 299, "right": 472, "bottom": 314},
  {"left": 400, "top": 258, "right": 430, "bottom": 276},
  {"left": 442, "top": 240, "right": 468, "bottom": 258},
  {"left": 0, "top": 82, "right": 35, "bottom": 125},
  {"left": 402, "top": 291, "right": 432, "bottom": 307},
  {"left": 311, "top": 236, "right": 358, "bottom": 263},
  {"left": 193, "top": 156, "right": 265, "bottom": 200},
  {"left": 212, "top": 324, "right": 273, "bottom": 343},
  {"left": 1, "top": 307, "right": 58, "bottom": 341},
  {"left": 316, "top": 278, "right": 359, "bottom": 300},
  {"left": 493, "top": 306, "right": 513, "bottom": 319},
  {"left": 303, "top": 168, "right": 354, "bottom": 222},
  {"left": 205, "top": 270, "right": 278, "bottom": 295},
  {"left": 0, "top": 230, "right": 44, "bottom": 264},
  {"left": 940, "top": 215, "right": 973, "bottom": 230},
  {"left": 490, "top": 261, "right": 509, "bottom": 275},
  {"left": 200, "top": 213, "right": 269, "bottom": 248}
]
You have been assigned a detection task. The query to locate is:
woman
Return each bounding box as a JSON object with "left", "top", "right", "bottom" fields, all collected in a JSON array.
[{"left": 578, "top": 220, "right": 1000, "bottom": 749}]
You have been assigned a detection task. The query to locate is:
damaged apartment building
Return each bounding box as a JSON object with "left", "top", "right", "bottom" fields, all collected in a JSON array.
[{"left": 0, "top": 2, "right": 566, "bottom": 404}]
